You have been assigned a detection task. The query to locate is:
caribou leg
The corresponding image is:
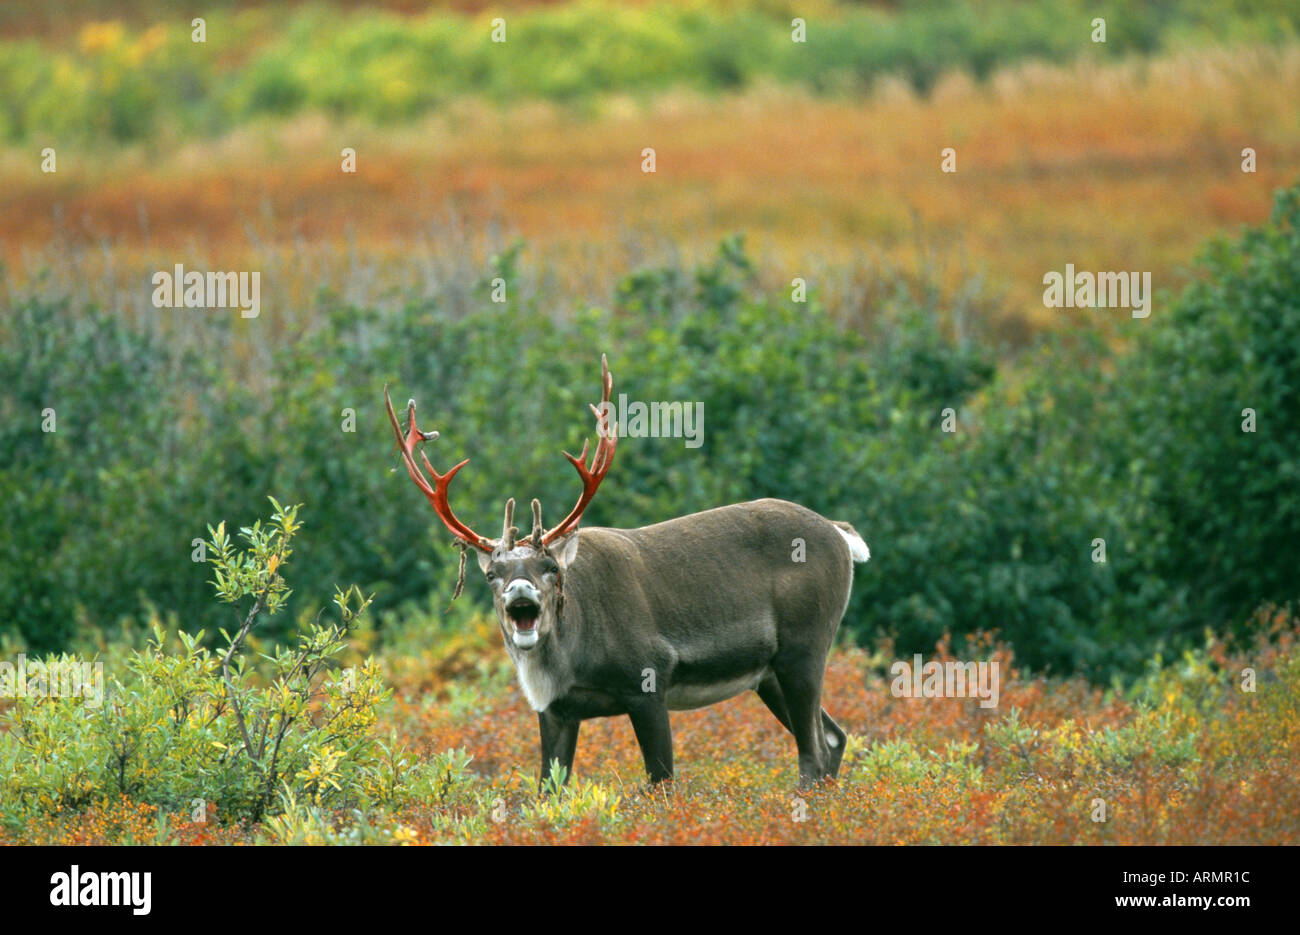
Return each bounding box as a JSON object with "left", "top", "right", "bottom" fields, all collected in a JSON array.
[
  {"left": 538, "top": 710, "right": 580, "bottom": 789},
  {"left": 626, "top": 695, "right": 674, "bottom": 783}
]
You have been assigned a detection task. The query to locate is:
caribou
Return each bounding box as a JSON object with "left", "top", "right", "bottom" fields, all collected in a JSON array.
[{"left": 384, "top": 356, "right": 870, "bottom": 788}]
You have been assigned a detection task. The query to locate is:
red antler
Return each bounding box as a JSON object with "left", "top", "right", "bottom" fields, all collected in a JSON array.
[
  {"left": 543, "top": 354, "right": 618, "bottom": 544},
  {"left": 384, "top": 386, "right": 494, "bottom": 553}
]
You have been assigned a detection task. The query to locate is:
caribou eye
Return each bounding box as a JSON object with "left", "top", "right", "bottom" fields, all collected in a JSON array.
[{"left": 542, "top": 561, "right": 559, "bottom": 575}]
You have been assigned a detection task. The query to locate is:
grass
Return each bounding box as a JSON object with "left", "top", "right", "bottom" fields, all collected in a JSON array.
[
  {"left": 5, "top": 610, "right": 1298, "bottom": 845},
  {"left": 4, "top": 44, "right": 1297, "bottom": 347}
]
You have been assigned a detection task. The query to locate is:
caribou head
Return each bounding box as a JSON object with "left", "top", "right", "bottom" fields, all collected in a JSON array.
[{"left": 384, "top": 355, "right": 616, "bottom": 653}]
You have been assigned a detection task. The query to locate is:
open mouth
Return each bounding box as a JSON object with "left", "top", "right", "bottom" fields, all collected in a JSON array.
[{"left": 506, "top": 598, "right": 541, "bottom": 633}]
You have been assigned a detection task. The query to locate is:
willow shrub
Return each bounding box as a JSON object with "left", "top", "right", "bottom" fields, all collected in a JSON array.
[{"left": 0, "top": 501, "right": 437, "bottom": 829}]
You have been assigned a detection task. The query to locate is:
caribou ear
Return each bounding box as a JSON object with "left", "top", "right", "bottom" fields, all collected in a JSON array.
[
  {"left": 476, "top": 549, "right": 494, "bottom": 574},
  {"left": 552, "top": 530, "right": 581, "bottom": 570}
]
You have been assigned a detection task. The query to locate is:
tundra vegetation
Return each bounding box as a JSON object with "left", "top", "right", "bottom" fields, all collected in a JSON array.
[
  {"left": 4, "top": 188, "right": 1298, "bottom": 842},
  {"left": 1, "top": 0, "right": 1298, "bottom": 843}
]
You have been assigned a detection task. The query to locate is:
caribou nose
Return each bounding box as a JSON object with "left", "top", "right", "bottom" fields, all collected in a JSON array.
[{"left": 503, "top": 578, "right": 541, "bottom": 606}]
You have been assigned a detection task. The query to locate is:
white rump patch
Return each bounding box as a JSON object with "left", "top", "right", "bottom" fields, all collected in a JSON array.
[{"left": 836, "top": 526, "right": 870, "bottom": 562}]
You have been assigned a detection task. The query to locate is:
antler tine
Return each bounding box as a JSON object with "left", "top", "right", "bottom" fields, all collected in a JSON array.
[
  {"left": 384, "top": 385, "right": 495, "bottom": 553},
  {"left": 501, "top": 498, "right": 517, "bottom": 551},
  {"left": 543, "top": 355, "right": 619, "bottom": 545},
  {"left": 529, "top": 499, "right": 544, "bottom": 548}
]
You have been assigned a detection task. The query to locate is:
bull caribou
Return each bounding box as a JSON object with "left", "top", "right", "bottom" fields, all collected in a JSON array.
[{"left": 384, "top": 356, "right": 869, "bottom": 787}]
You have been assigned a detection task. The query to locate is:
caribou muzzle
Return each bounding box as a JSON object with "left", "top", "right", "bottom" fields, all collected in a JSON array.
[
  {"left": 506, "top": 596, "right": 541, "bottom": 631},
  {"left": 503, "top": 579, "right": 543, "bottom": 644}
]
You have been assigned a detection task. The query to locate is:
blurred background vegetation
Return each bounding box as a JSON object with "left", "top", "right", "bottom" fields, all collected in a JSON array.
[
  {"left": 1, "top": 0, "right": 1296, "bottom": 143},
  {"left": 1, "top": 0, "right": 1298, "bottom": 680}
]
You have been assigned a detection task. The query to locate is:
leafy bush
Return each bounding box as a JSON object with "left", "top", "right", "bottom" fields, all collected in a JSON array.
[
  {"left": 1105, "top": 183, "right": 1300, "bottom": 638},
  {"left": 851, "top": 737, "right": 983, "bottom": 788},
  {"left": 847, "top": 183, "right": 1300, "bottom": 675},
  {"left": 0, "top": 234, "right": 992, "bottom": 658},
  {"left": 0, "top": 298, "right": 199, "bottom": 650},
  {"left": 984, "top": 706, "right": 1197, "bottom": 778},
  {"left": 5, "top": 184, "right": 1300, "bottom": 679},
  {"left": 0, "top": 501, "right": 410, "bottom": 828}
]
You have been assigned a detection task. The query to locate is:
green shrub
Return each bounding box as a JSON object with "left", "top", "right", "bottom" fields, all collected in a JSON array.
[
  {"left": 0, "top": 500, "right": 404, "bottom": 828},
  {"left": 5, "top": 184, "right": 1300, "bottom": 679},
  {"left": 0, "top": 298, "right": 197, "bottom": 650},
  {"left": 852, "top": 737, "right": 983, "bottom": 788},
  {"left": 1105, "top": 184, "right": 1300, "bottom": 641}
]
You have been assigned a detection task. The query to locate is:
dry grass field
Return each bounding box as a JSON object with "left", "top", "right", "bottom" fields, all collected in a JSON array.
[{"left": 4, "top": 45, "right": 1297, "bottom": 342}]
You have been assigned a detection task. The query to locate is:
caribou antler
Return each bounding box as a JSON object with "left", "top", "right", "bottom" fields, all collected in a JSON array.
[
  {"left": 384, "top": 386, "right": 494, "bottom": 553},
  {"left": 543, "top": 354, "right": 618, "bottom": 544},
  {"left": 385, "top": 355, "right": 616, "bottom": 556},
  {"left": 529, "top": 499, "right": 545, "bottom": 548},
  {"left": 501, "top": 498, "right": 517, "bottom": 551}
]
